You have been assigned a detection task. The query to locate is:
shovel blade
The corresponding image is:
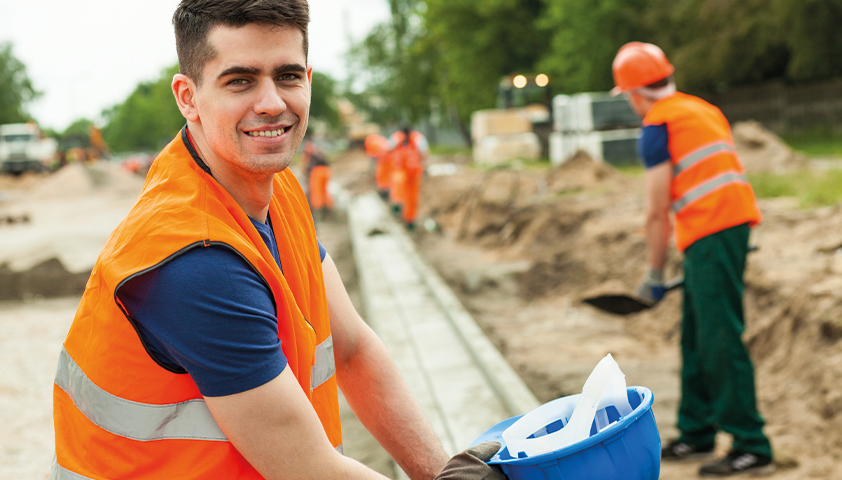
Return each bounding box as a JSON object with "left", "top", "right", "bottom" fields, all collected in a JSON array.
[{"left": 582, "top": 294, "right": 652, "bottom": 315}]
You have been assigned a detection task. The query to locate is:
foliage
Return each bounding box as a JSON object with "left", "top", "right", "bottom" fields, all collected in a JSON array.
[
  {"left": 63, "top": 118, "right": 96, "bottom": 139},
  {"left": 538, "top": 0, "right": 650, "bottom": 93},
  {"left": 749, "top": 170, "right": 842, "bottom": 208},
  {"left": 102, "top": 65, "right": 184, "bottom": 153},
  {"left": 781, "top": 127, "right": 842, "bottom": 158},
  {"left": 310, "top": 71, "right": 342, "bottom": 130},
  {"left": 348, "top": 0, "right": 439, "bottom": 126},
  {"left": 424, "top": 0, "right": 550, "bottom": 124},
  {"left": 347, "top": 0, "right": 842, "bottom": 133},
  {"left": 0, "top": 42, "right": 40, "bottom": 124}
]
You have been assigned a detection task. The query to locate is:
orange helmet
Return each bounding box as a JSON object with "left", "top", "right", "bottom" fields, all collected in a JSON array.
[
  {"left": 610, "top": 42, "right": 674, "bottom": 96},
  {"left": 364, "top": 134, "right": 388, "bottom": 157}
]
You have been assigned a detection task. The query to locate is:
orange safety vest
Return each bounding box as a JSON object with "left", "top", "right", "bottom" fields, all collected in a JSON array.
[
  {"left": 644, "top": 93, "right": 762, "bottom": 251},
  {"left": 309, "top": 164, "right": 333, "bottom": 210},
  {"left": 53, "top": 128, "right": 342, "bottom": 479}
]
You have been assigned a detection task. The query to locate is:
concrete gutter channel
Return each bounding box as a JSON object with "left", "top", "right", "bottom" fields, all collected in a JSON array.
[{"left": 347, "top": 192, "right": 540, "bottom": 476}]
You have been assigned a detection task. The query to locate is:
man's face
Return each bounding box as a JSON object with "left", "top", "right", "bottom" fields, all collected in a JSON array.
[
  {"left": 624, "top": 91, "right": 648, "bottom": 118},
  {"left": 191, "top": 23, "right": 311, "bottom": 176}
]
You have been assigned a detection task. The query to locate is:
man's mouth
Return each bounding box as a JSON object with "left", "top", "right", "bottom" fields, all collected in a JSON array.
[{"left": 245, "top": 126, "right": 291, "bottom": 138}]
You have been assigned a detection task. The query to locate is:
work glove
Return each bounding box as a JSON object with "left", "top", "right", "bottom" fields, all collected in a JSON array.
[
  {"left": 634, "top": 268, "right": 667, "bottom": 305},
  {"left": 434, "top": 442, "right": 506, "bottom": 480}
]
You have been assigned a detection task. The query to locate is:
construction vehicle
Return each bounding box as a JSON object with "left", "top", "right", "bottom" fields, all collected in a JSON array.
[{"left": 0, "top": 122, "right": 58, "bottom": 174}]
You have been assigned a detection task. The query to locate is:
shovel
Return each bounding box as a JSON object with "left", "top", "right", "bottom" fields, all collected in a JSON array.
[
  {"left": 581, "top": 275, "right": 684, "bottom": 315},
  {"left": 583, "top": 246, "right": 758, "bottom": 315}
]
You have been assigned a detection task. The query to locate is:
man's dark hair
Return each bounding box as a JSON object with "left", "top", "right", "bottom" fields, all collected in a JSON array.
[
  {"left": 173, "top": 0, "right": 309, "bottom": 84},
  {"left": 644, "top": 75, "right": 673, "bottom": 90}
]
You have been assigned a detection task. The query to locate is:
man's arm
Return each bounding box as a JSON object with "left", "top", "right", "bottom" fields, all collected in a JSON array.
[
  {"left": 205, "top": 368, "right": 390, "bottom": 480},
  {"left": 643, "top": 161, "right": 673, "bottom": 271},
  {"left": 322, "top": 253, "right": 450, "bottom": 480}
]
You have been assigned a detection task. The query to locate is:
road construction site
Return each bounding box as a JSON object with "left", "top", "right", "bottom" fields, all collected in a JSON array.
[{"left": 1, "top": 121, "right": 840, "bottom": 479}]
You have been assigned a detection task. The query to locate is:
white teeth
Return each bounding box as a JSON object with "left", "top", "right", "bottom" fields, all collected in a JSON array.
[{"left": 248, "top": 128, "right": 285, "bottom": 138}]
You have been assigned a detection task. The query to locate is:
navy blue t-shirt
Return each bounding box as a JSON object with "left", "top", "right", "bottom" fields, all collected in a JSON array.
[
  {"left": 638, "top": 123, "right": 671, "bottom": 168},
  {"left": 118, "top": 218, "right": 327, "bottom": 397}
]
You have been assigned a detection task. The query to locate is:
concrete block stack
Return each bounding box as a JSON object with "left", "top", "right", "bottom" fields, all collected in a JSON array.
[
  {"left": 471, "top": 107, "right": 547, "bottom": 165},
  {"left": 550, "top": 92, "right": 642, "bottom": 166}
]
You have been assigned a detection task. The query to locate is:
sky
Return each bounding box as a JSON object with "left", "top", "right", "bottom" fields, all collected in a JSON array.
[{"left": 0, "top": 0, "right": 390, "bottom": 131}]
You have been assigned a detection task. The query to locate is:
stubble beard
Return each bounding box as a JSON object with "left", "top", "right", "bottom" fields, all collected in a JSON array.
[{"left": 235, "top": 114, "right": 308, "bottom": 177}]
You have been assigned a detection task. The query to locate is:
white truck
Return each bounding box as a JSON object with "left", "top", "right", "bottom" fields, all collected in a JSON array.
[{"left": 0, "top": 122, "right": 58, "bottom": 174}]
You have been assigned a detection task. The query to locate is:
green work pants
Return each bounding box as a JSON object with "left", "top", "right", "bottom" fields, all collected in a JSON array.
[{"left": 677, "top": 223, "right": 772, "bottom": 458}]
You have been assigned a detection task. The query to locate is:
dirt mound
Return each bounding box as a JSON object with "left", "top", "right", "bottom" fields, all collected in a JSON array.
[
  {"left": 0, "top": 171, "right": 47, "bottom": 191},
  {"left": 27, "top": 162, "right": 144, "bottom": 200},
  {"left": 0, "top": 257, "right": 90, "bottom": 301},
  {"left": 544, "top": 150, "right": 624, "bottom": 193},
  {"left": 733, "top": 120, "right": 809, "bottom": 173}
]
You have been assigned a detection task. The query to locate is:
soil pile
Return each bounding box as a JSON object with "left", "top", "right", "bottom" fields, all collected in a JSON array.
[
  {"left": 544, "top": 150, "right": 625, "bottom": 193},
  {"left": 733, "top": 120, "right": 809, "bottom": 173},
  {"left": 29, "top": 162, "right": 144, "bottom": 200}
]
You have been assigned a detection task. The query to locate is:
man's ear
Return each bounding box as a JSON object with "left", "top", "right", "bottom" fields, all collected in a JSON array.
[{"left": 172, "top": 74, "right": 199, "bottom": 123}]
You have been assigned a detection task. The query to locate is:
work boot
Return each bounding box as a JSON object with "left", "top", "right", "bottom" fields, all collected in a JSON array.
[
  {"left": 661, "top": 439, "right": 714, "bottom": 462},
  {"left": 699, "top": 451, "right": 774, "bottom": 477},
  {"left": 406, "top": 221, "right": 416, "bottom": 231}
]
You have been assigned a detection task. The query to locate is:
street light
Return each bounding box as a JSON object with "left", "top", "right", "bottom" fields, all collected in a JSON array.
[
  {"left": 513, "top": 75, "right": 528, "bottom": 89},
  {"left": 535, "top": 74, "right": 549, "bottom": 87}
]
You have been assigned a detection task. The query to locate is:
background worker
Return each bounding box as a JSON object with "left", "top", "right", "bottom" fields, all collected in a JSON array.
[
  {"left": 300, "top": 140, "right": 318, "bottom": 196},
  {"left": 388, "top": 127, "right": 428, "bottom": 229},
  {"left": 611, "top": 42, "right": 773, "bottom": 477},
  {"left": 365, "top": 133, "right": 391, "bottom": 199},
  {"left": 52, "top": 1, "right": 502, "bottom": 479},
  {"left": 308, "top": 152, "right": 333, "bottom": 220}
]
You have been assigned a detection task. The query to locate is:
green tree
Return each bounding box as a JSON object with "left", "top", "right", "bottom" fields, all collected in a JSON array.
[
  {"left": 537, "top": 0, "right": 651, "bottom": 94},
  {"left": 310, "top": 71, "right": 342, "bottom": 130},
  {"left": 424, "top": 0, "right": 550, "bottom": 124},
  {"left": 777, "top": 0, "right": 842, "bottom": 81},
  {"left": 349, "top": 0, "right": 440, "bottom": 126},
  {"left": 0, "top": 42, "right": 40, "bottom": 124},
  {"left": 102, "top": 65, "right": 184, "bottom": 153}
]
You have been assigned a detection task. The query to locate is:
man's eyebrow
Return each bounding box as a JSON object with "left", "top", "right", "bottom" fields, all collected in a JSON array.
[
  {"left": 217, "top": 66, "right": 261, "bottom": 80},
  {"left": 273, "top": 63, "right": 307, "bottom": 76}
]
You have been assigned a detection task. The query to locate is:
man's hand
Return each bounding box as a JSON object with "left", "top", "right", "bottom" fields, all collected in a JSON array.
[
  {"left": 634, "top": 268, "right": 667, "bottom": 305},
  {"left": 434, "top": 442, "right": 506, "bottom": 480}
]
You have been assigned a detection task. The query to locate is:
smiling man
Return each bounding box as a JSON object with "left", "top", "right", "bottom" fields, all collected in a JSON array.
[{"left": 52, "top": 2, "right": 502, "bottom": 479}]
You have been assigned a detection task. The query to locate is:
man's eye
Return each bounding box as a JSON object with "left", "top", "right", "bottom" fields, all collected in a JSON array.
[
  {"left": 229, "top": 78, "right": 249, "bottom": 86},
  {"left": 279, "top": 73, "right": 300, "bottom": 81}
]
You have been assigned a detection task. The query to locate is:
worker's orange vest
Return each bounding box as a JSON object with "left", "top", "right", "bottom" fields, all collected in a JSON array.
[
  {"left": 644, "top": 93, "right": 761, "bottom": 251},
  {"left": 53, "top": 128, "right": 342, "bottom": 479},
  {"left": 389, "top": 131, "right": 424, "bottom": 173}
]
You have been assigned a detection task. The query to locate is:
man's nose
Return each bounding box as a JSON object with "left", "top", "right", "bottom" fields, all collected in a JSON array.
[{"left": 253, "top": 80, "right": 286, "bottom": 117}]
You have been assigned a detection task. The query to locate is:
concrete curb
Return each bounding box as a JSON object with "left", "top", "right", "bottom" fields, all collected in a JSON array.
[{"left": 347, "top": 191, "right": 540, "bottom": 461}]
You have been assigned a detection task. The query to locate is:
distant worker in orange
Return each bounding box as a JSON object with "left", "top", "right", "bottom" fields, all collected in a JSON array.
[
  {"left": 308, "top": 153, "right": 333, "bottom": 219},
  {"left": 365, "top": 134, "right": 390, "bottom": 199},
  {"left": 300, "top": 140, "right": 317, "bottom": 190},
  {"left": 612, "top": 42, "right": 772, "bottom": 476},
  {"left": 388, "top": 127, "right": 428, "bottom": 230}
]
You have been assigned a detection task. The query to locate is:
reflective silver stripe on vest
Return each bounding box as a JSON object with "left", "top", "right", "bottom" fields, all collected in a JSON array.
[
  {"left": 52, "top": 455, "right": 94, "bottom": 480},
  {"left": 54, "top": 347, "right": 228, "bottom": 442},
  {"left": 672, "top": 172, "right": 748, "bottom": 213},
  {"left": 674, "top": 141, "right": 735, "bottom": 176},
  {"left": 311, "top": 335, "right": 336, "bottom": 391},
  {"left": 336, "top": 443, "right": 344, "bottom": 455}
]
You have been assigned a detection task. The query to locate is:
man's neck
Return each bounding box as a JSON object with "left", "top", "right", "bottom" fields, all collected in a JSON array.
[{"left": 186, "top": 126, "right": 273, "bottom": 222}]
